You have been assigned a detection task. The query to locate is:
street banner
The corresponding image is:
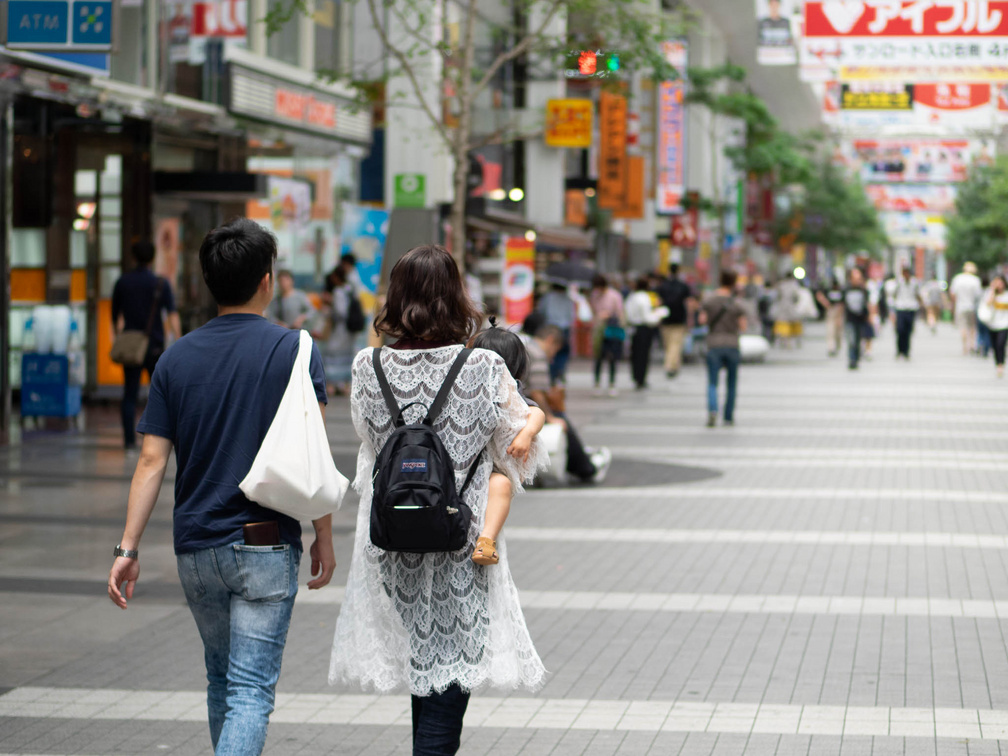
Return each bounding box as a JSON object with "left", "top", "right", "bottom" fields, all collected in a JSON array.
[
  {"left": 597, "top": 92, "right": 628, "bottom": 210},
  {"left": 656, "top": 40, "right": 687, "bottom": 215},
  {"left": 851, "top": 138, "right": 977, "bottom": 183},
  {"left": 838, "top": 64, "right": 1008, "bottom": 81},
  {"left": 545, "top": 99, "right": 593, "bottom": 148},
  {"left": 502, "top": 237, "right": 535, "bottom": 327},
  {"left": 340, "top": 204, "right": 389, "bottom": 300},
  {"left": 756, "top": 0, "right": 798, "bottom": 64},
  {"left": 803, "top": 1, "right": 1008, "bottom": 68},
  {"left": 865, "top": 183, "right": 957, "bottom": 212},
  {"left": 841, "top": 82, "right": 914, "bottom": 109},
  {"left": 882, "top": 210, "right": 948, "bottom": 249},
  {"left": 823, "top": 81, "right": 994, "bottom": 127}
]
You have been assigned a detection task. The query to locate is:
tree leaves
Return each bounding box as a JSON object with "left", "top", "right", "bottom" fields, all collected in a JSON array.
[{"left": 946, "top": 157, "right": 1008, "bottom": 273}]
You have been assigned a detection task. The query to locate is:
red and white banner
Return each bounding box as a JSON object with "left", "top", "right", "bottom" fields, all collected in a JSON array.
[
  {"left": 852, "top": 139, "right": 977, "bottom": 183},
  {"left": 823, "top": 81, "right": 995, "bottom": 126},
  {"left": 192, "top": 0, "right": 247, "bottom": 37},
  {"left": 803, "top": 1, "right": 1008, "bottom": 67},
  {"left": 865, "top": 183, "right": 958, "bottom": 212}
]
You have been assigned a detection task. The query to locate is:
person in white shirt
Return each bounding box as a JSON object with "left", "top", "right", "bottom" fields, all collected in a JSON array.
[
  {"left": 949, "top": 261, "right": 983, "bottom": 355},
  {"left": 982, "top": 275, "right": 1008, "bottom": 378},
  {"left": 624, "top": 277, "right": 668, "bottom": 390},
  {"left": 891, "top": 266, "right": 924, "bottom": 359}
]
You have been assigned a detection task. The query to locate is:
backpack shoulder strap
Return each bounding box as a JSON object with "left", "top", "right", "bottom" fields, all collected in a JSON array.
[
  {"left": 371, "top": 347, "right": 405, "bottom": 427},
  {"left": 459, "top": 450, "right": 483, "bottom": 494},
  {"left": 423, "top": 347, "right": 473, "bottom": 425}
]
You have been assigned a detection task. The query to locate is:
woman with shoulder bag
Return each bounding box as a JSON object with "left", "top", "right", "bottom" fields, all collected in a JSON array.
[
  {"left": 329, "top": 245, "right": 548, "bottom": 756},
  {"left": 589, "top": 274, "right": 625, "bottom": 396},
  {"left": 979, "top": 275, "right": 1008, "bottom": 378}
]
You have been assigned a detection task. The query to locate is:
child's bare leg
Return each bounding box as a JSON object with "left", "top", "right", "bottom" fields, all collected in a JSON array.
[{"left": 473, "top": 472, "right": 511, "bottom": 565}]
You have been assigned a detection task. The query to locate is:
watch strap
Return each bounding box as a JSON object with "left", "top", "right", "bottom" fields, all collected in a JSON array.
[{"left": 114, "top": 544, "right": 139, "bottom": 559}]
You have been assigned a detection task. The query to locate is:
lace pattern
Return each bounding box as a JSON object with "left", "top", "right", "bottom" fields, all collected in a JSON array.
[{"left": 329, "top": 345, "right": 548, "bottom": 695}]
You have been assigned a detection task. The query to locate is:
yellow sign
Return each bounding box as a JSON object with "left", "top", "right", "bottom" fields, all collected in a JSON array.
[
  {"left": 545, "top": 99, "right": 593, "bottom": 148},
  {"left": 840, "top": 65, "right": 1008, "bottom": 83}
]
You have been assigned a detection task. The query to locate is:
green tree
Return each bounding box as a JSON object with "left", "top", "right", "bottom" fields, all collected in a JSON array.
[
  {"left": 268, "top": 0, "right": 689, "bottom": 262},
  {"left": 777, "top": 157, "right": 887, "bottom": 259},
  {"left": 945, "top": 156, "right": 1008, "bottom": 273}
]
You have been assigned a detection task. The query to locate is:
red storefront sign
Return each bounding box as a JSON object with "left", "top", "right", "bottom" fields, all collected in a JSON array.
[
  {"left": 804, "top": 1, "right": 1008, "bottom": 37},
  {"left": 275, "top": 90, "right": 337, "bottom": 129}
]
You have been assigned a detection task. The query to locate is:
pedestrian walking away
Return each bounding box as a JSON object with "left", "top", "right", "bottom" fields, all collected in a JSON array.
[
  {"left": 842, "top": 267, "right": 874, "bottom": 370},
  {"left": 106, "top": 218, "right": 337, "bottom": 756},
  {"left": 949, "top": 261, "right": 983, "bottom": 355},
  {"left": 699, "top": 270, "right": 747, "bottom": 427},
  {"left": 815, "top": 279, "right": 844, "bottom": 357},
  {"left": 656, "top": 263, "right": 695, "bottom": 377},
  {"left": 535, "top": 282, "right": 576, "bottom": 385},
  {"left": 111, "top": 240, "right": 181, "bottom": 450},
  {"left": 329, "top": 244, "right": 548, "bottom": 756},
  {"left": 980, "top": 274, "right": 1008, "bottom": 378},
  {"left": 624, "top": 277, "right": 667, "bottom": 389},
  {"left": 589, "top": 274, "right": 625, "bottom": 396},
  {"left": 890, "top": 266, "right": 924, "bottom": 359}
]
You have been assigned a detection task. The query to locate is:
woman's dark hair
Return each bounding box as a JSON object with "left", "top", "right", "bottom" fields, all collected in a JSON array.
[
  {"left": 374, "top": 244, "right": 482, "bottom": 344},
  {"left": 199, "top": 218, "right": 277, "bottom": 306},
  {"left": 325, "top": 265, "right": 347, "bottom": 293},
  {"left": 591, "top": 273, "right": 608, "bottom": 290},
  {"left": 470, "top": 320, "right": 530, "bottom": 384},
  {"left": 720, "top": 270, "right": 739, "bottom": 289},
  {"left": 635, "top": 277, "right": 649, "bottom": 292}
]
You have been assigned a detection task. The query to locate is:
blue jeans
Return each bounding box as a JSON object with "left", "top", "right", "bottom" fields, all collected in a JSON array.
[
  {"left": 411, "top": 684, "right": 470, "bottom": 756},
  {"left": 177, "top": 542, "right": 301, "bottom": 755},
  {"left": 548, "top": 328, "right": 571, "bottom": 385},
  {"left": 845, "top": 321, "right": 863, "bottom": 367},
  {"left": 706, "top": 347, "right": 740, "bottom": 421},
  {"left": 121, "top": 349, "right": 161, "bottom": 447}
]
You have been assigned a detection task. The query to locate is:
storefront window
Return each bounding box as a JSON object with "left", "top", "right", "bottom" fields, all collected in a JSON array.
[
  {"left": 314, "top": 2, "right": 340, "bottom": 73},
  {"left": 110, "top": 3, "right": 148, "bottom": 86},
  {"left": 267, "top": 3, "right": 301, "bottom": 66}
]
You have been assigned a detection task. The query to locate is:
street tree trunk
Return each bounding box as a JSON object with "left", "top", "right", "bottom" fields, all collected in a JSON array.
[{"left": 449, "top": 0, "right": 478, "bottom": 265}]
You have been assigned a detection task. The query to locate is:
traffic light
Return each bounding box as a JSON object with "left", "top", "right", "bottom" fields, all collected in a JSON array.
[
  {"left": 606, "top": 54, "right": 620, "bottom": 72},
  {"left": 578, "top": 51, "right": 597, "bottom": 76}
]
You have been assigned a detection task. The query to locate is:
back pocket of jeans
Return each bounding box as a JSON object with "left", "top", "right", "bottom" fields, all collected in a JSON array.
[{"left": 232, "top": 544, "right": 292, "bottom": 602}]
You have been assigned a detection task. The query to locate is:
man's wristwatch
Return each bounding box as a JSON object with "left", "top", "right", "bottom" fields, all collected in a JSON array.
[{"left": 113, "top": 544, "right": 139, "bottom": 559}]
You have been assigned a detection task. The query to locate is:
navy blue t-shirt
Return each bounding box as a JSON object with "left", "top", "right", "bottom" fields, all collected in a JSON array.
[
  {"left": 138, "top": 314, "right": 328, "bottom": 553},
  {"left": 111, "top": 268, "right": 177, "bottom": 350}
]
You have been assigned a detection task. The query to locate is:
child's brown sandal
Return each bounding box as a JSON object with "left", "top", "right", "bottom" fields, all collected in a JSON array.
[{"left": 472, "top": 536, "right": 499, "bottom": 565}]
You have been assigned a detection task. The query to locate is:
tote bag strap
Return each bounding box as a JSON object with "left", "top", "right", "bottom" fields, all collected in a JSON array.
[{"left": 143, "top": 280, "right": 165, "bottom": 337}]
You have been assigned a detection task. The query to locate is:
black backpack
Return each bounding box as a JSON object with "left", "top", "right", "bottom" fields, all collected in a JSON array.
[
  {"left": 345, "top": 292, "right": 365, "bottom": 333},
  {"left": 369, "top": 347, "right": 479, "bottom": 553}
]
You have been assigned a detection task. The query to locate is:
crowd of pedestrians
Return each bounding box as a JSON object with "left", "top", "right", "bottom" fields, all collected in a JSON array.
[{"left": 106, "top": 217, "right": 1008, "bottom": 756}]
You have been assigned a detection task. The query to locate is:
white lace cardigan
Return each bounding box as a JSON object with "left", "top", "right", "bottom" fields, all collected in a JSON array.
[{"left": 328, "top": 345, "right": 548, "bottom": 695}]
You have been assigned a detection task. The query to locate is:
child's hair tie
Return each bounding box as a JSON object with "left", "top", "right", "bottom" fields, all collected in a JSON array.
[{"left": 488, "top": 315, "right": 499, "bottom": 328}]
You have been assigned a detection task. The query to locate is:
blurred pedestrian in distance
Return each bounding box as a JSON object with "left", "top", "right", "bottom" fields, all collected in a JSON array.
[
  {"left": 772, "top": 271, "right": 803, "bottom": 349},
  {"left": 842, "top": 268, "right": 875, "bottom": 371},
  {"left": 816, "top": 278, "right": 844, "bottom": 357},
  {"left": 949, "top": 261, "right": 983, "bottom": 355},
  {"left": 890, "top": 265, "right": 924, "bottom": 360},
  {"left": 107, "top": 218, "right": 336, "bottom": 755},
  {"left": 463, "top": 252, "right": 484, "bottom": 312},
  {"left": 981, "top": 274, "right": 1008, "bottom": 378},
  {"left": 535, "top": 282, "right": 576, "bottom": 385},
  {"left": 589, "top": 274, "right": 625, "bottom": 396},
  {"left": 329, "top": 244, "right": 546, "bottom": 754},
  {"left": 699, "top": 270, "right": 747, "bottom": 428},
  {"left": 922, "top": 278, "right": 945, "bottom": 333},
  {"left": 111, "top": 240, "right": 181, "bottom": 450},
  {"left": 321, "top": 266, "right": 355, "bottom": 395},
  {"left": 268, "top": 269, "right": 316, "bottom": 330},
  {"left": 624, "top": 277, "right": 667, "bottom": 390},
  {"left": 656, "top": 263, "right": 696, "bottom": 377},
  {"left": 340, "top": 252, "right": 363, "bottom": 295}
]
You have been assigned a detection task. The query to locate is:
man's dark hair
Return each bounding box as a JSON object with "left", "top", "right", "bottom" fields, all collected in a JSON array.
[
  {"left": 373, "top": 244, "right": 482, "bottom": 344},
  {"left": 522, "top": 310, "right": 546, "bottom": 336},
  {"left": 720, "top": 270, "right": 739, "bottom": 289},
  {"left": 670, "top": 263, "right": 680, "bottom": 277},
  {"left": 635, "top": 277, "right": 650, "bottom": 292},
  {"left": 199, "top": 218, "right": 277, "bottom": 307},
  {"left": 470, "top": 325, "right": 530, "bottom": 384},
  {"left": 340, "top": 253, "right": 357, "bottom": 267},
  {"left": 132, "top": 240, "right": 155, "bottom": 266},
  {"left": 535, "top": 323, "right": 564, "bottom": 344}
]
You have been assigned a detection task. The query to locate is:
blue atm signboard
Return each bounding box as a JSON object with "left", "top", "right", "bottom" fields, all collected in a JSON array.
[{"left": 5, "top": 1, "right": 114, "bottom": 51}]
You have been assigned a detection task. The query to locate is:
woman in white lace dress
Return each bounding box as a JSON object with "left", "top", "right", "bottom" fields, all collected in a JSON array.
[{"left": 329, "top": 244, "right": 547, "bottom": 755}]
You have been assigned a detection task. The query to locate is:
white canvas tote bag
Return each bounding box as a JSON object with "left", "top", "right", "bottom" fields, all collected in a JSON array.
[{"left": 240, "top": 330, "right": 349, "bottom": 521}]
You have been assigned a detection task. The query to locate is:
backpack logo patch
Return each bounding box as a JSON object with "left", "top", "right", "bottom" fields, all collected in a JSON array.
[{"left": 401, "top": 459, "right": 427, "bottom": 473}]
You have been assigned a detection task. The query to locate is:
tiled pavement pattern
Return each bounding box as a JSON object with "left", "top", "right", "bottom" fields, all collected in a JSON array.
[{"left": 3, "top": 321, "right": 1008, "bottom": 754}]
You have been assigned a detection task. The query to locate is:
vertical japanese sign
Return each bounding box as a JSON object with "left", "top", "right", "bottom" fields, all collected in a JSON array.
[
  {"left": 502, "top": 237, "right": 535, "bottom": 327},
  {"left": 657, "top": 41, "right": 687, "bottom": 215},
  {"left": 597, "top": 92, "right": 628, "bottom": 210},
  {"left": 612, "top": 156, "right": 645, "bottom": 219}
]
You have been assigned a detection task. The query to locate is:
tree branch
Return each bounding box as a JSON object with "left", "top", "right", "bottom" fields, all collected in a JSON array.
[
  {"left": 467, "top": 125, "right": 544, "bottom": 151},
  {"left": 470, "top": 0, "right": 565, "bottom": 102},
  {"left": 364, "top": 0, "right": 450, "bottom": 148}
]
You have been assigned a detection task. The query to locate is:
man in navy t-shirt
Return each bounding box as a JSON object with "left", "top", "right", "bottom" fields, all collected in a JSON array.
[
  {"left": 111, "top": 241, "right": 180, "bottom": 449},
  {"left": 107, "top": 218, "right": 337, "bottom": 755}
]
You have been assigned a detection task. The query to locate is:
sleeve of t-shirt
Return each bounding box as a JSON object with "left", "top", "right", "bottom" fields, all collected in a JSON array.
[
  {"left": 136, "top": 362, "right": 174, "bottom": 440},
  {"left": 309, "top": 341, "right": 328, "bottom": 405}
]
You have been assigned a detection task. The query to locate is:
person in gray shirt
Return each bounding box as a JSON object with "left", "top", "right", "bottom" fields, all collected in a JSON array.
[
  {"left": 700, "top": 270, "right": 748, "bottom": 428},
  {"left": 268, "top": 270, "right": 316, "bottom": 330}
]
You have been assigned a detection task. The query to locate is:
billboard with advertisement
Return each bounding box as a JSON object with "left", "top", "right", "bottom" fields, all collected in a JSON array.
[
  {"left": 756, "top": 0, "right": 798, "bottom": 64},
  {"left": 851, "top": 139, "right": 977, "bottom": 183},
  {"left": 823, "top": 81, "right": 995, "bottom": 127},
  {"left": 865, "top": 183, "right": 957, "bottom": 212},
  {"left": 656, "top": 41, "right": 687, "bottom": 215},
  {"left": 803, "top": 1, "right": 1008, "bottom": 68},
  {"left": 502, "top": 237, "right": 535, "bottom": 327}
]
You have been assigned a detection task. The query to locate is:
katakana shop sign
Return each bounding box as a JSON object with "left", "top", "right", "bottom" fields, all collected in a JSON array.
[
  {"left": 803, "top": 1, "right": 1008, "bottom": 67},
  {"left": 596, "top": 92, "right": 628, "bottom": 210},
  {"left": 841, "top": 82, "right": 914, "bottom": 109},
  {"left": 656, "top": 40, "right": 687, "bottom": 216}
]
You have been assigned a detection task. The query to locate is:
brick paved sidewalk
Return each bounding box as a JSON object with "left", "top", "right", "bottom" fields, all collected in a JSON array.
[{"left": 3, "top": 320, "right": 1008, "bottom": 754}]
